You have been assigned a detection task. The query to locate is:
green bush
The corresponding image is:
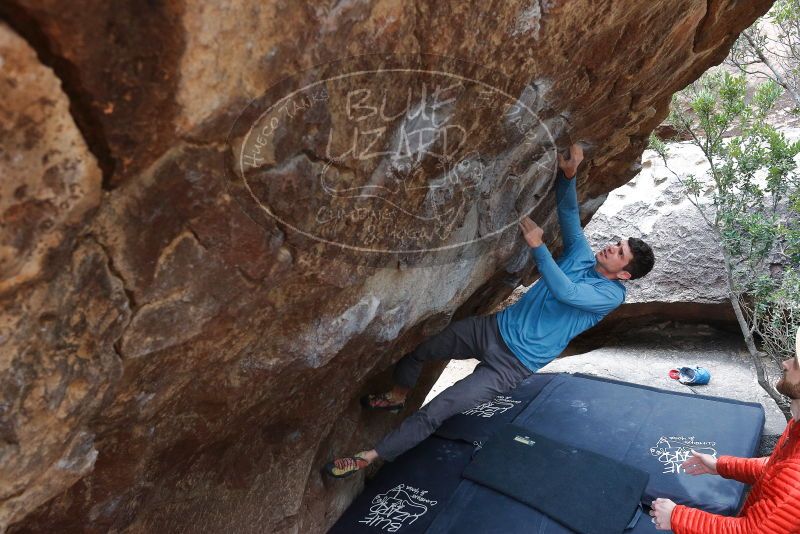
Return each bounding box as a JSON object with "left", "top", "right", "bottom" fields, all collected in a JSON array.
[{"left": 650, "top": 71, "right": 800, "bottom": 419}]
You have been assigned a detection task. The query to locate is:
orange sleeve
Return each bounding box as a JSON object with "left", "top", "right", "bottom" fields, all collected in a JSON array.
[
  {"left": 671, "top": 464, "right": 800, "bottom": 534},
  {"left": 716, "top": 455, "right": 769, "bottom": 485}
]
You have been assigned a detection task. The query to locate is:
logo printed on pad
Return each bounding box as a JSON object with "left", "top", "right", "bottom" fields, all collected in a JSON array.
[
  {"left": 649, "top": 436, "right": 717, "bottom": 474},
  {"left": 513, "top": 435, "right": 536, "bottom": 446},
  {"left": 359, "top": 483, "right": 438, "bottom": 531},
  {"left": 462, "top": 395, "right": 521, "bottom": 418}
]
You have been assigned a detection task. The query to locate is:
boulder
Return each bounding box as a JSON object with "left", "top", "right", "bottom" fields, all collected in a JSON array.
[
  {"left": 579, "top": 127, "right": 800, "bottom": 348},
  {"left": 580, "top": 142, "right": 738, "bottom": 343},
  {"left": 0, "top": 1, "right": 773, "bottom": 532},
  {"left": 587, "top": 144, "right": 729, "bottom": 306}
]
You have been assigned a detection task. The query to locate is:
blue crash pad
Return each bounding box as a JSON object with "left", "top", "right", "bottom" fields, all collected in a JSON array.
[
  {"left": 426, "top": 480, "right": 573, "bottom": 534},
  {"left": 462, "top": 424, "right": 649, "bottom": 534},
  {"left": 330, "top": 373, "right": 764, "bottom": 533},
  {"left": 328, "top": 437, "right": 473, "bottom": 534},
  {"left": 513, "top": 373, "right": 764, "bottom": 515}
]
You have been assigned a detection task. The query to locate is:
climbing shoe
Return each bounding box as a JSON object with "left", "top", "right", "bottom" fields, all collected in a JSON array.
[
  {"left": 669, "top": 366, "right": 711, "bottom": 385},
  {"left": 323, "top": 455, "right": 369, "bottom": 478},
  {"left": 360, "top": 392, "right": 405, "bottom": 413}
]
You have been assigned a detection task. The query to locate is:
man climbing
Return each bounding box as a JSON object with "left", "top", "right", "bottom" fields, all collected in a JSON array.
[
  {"left": 649, "top": 328, "right": 800, "bottom": 533},
  {"left": 325, "top": 143, "right": 656, "bottom": 478}
]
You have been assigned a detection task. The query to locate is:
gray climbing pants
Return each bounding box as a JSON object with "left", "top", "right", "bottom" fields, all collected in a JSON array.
[{"left": 374, "top": 314, "right": 532, "bottom": 461}]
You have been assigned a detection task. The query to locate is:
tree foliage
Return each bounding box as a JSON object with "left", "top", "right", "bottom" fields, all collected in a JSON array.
[
  {"left": 650, "top": 71, "right": 800, "bottom": 418},
  {"left": 728, "top": 0, "right": 800, "bottom": 108}
]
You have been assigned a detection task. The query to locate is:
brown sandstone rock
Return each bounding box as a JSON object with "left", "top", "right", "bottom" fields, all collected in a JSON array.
[
  {"left": 0, "top": 1, "right": 773, "bottom": 532},
  {"left": 0, "top": 22, "right": 122, "bottom": 530},
  {"left": 0, "top": 22, "right": 101, "bottom": 294}
]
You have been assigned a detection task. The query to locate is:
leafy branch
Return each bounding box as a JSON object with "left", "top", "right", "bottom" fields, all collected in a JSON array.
[{"left": 650, "top": 71, "right": 800, "bottom": 420}]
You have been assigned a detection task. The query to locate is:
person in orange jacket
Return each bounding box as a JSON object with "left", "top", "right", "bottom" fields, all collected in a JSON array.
[{"left": 650, "top": 328, "right": 800, "bottom": 533}]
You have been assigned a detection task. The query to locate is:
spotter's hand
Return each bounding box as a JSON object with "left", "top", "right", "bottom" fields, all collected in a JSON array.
[
  {"left": 649, "top": 498, "right": 676, "bottom": 531},
  {"left": 680, "top": 450, "right": 718, "bottom": 476}
]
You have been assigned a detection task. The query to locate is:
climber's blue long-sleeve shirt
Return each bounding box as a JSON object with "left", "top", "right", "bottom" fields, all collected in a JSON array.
[{"left": 498, "top": 171, "right": 625, "bottom": 372}]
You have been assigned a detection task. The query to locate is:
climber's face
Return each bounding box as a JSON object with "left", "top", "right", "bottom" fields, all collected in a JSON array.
[{"left": 595, "top": 239, "right": 633, "bottom": 280}]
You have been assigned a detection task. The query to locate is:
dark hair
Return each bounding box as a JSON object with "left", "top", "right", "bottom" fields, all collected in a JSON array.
[{"left": 624, "top": 238, "right": 655, "bottom": 280}]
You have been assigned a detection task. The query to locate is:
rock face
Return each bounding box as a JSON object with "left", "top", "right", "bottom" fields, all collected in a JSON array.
[
  {"left": 0, "top": 22, "right": 125, "bottom": 531},
  {"left": 0, "top": 1, "right": 772, "bottom": 532}
]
